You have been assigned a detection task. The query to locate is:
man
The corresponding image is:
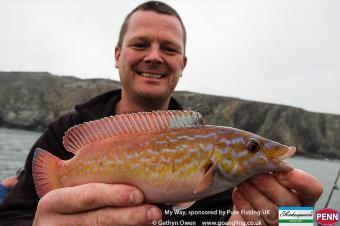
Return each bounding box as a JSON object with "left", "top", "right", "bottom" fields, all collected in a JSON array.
[{"left": 0, "top": 1, "right": 322, "bottom": 225}]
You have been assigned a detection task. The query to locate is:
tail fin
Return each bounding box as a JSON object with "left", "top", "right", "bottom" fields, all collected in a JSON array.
[{"left": 32, "top": 148, "right": 61, "bottom": 198}]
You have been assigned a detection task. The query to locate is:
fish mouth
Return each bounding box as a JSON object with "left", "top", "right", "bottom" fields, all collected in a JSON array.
[
  {"left": 272, "top": 146, "right": 296, "bottom": 172},
  {"left": 276, "top": 146, "right": 296, "bottom": 161}
]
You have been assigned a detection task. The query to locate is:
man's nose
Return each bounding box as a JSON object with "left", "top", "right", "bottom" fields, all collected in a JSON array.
[{"left": 144, "top": 46, "right": 163, "bottom": 65}]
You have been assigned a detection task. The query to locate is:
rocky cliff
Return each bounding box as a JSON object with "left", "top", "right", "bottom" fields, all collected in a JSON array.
[{"left": 1, "top": 71, "right": 339, "bottom": 159}]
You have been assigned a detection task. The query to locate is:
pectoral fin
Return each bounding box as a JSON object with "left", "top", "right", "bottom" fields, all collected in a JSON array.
[
  {"left": 194, "top": 160, "right": 217, "bottom": 194},
  {"left": 173, "top": 201, "right": 196, "bottom": 210}
]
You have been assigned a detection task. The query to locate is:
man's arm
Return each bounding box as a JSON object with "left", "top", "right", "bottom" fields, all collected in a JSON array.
[
  {"left": 1, "top": 176, "right": 18, "bottom": 190},
  {"left": 230, "top": 169, "right": 323, "bottom": 225}
]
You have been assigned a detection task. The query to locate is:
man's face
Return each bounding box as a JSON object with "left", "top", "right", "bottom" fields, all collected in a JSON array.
[{"left": 115, "top": 10, "right": 187, "bottom": 102}]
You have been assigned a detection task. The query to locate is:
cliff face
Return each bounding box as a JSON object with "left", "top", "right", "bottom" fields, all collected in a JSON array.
[
  {"left": 1, "top": 71, "right": 339, "bottom": 159},
  {"left": 0, "top": 72, "right": 120, "bottom": 130}
]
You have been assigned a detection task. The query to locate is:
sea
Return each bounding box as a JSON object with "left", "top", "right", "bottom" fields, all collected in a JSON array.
[{"left": 0, "top": 127, "right": 339, "bottom": 210}]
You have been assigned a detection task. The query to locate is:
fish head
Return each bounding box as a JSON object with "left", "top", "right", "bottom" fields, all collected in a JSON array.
[{"left": 213, "top": 127, "right": 296, "bottom": 183}]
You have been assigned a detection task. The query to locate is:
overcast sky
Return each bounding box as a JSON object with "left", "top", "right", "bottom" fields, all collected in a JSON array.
[{"left": 1, "top": 0, "right": 339, "bottom": 115}]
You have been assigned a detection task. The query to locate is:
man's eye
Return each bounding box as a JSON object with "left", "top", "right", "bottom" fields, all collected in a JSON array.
[
  {"left": 131, "top": 43, "right": 147, "bottom": 49},
  {"left": 162, "top": 47, "right": 178, "bottom": 54}
]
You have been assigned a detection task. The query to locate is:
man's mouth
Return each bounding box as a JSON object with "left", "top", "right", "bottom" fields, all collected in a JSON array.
[{"left": 137, "top": 72, "right": 166, "bottom": 79}]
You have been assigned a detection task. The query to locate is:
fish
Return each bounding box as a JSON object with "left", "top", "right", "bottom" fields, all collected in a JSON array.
[{"left": 32, "top": 110, "right": 296, "bottom": 209}]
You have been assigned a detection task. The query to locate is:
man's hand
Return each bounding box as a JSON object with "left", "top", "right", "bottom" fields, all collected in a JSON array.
[
  {"left": 32, "top": 183, "right": 162, "bottom": 226},
  {"left": 1, "top": 175, "right": 18, "bottom": 189},
  {"left": 230, "top": 169, "right": 323, "bottom": 225}
]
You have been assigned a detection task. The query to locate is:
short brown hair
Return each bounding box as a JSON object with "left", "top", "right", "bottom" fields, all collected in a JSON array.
[{"left": 116, "top": 1, "right": 186, "bottom": 53}]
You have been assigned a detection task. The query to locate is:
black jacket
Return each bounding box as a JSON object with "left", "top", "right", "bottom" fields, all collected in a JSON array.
[{"left": 0, "top": 90, "right": 232, "bottom": 225}]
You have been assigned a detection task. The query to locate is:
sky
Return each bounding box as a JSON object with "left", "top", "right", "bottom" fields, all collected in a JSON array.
[{"left": 0, "top": 0, "right": 339, "bottom": 115}]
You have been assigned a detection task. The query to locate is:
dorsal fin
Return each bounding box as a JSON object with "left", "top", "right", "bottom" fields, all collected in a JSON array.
[{"left": 63, "top": 110, "right": 203, "bottom": 154}]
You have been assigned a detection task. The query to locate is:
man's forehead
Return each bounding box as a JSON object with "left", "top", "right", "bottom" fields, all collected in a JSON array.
[{"left": 126, "top": 10, "right": 184, "bottom": 38}]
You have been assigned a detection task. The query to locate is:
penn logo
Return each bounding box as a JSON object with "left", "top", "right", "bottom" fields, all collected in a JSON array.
[{"left": 315, "top": 208, "right": 339, "bottom": 226}]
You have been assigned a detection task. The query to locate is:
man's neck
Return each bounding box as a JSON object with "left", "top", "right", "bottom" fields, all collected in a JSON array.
[{"left": 115, "top": 91, "right": 170, "bottom": 115}]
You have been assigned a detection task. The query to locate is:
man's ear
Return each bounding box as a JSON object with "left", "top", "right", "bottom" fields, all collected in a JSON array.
[
  {"left": 180, "top": 56, "right": 187, "bottom": 77},
  {"left": 115, "top": 47, "right": 121, "bottom": 68},
  {"left": 183, "top": 56, "right": 187, "bottom": 68}
]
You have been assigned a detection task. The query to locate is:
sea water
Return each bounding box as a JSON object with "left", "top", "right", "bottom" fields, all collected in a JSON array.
[{"left": 0, "top": 127, "right": 339, "bottom": 209}]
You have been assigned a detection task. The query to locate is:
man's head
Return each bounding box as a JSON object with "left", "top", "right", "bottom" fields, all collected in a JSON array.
[
  {"left": 116, "top": 1, "right": 186, "bottom": 53},
  {"left": 115, "top": 1, "right": 187, "bottom": 108}
]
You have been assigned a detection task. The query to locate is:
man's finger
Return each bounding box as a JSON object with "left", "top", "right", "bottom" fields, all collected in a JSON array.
[
  {"left": 249, "top": 174, "right": 300, "bottom": 206},
  {"left": 40, "top": 183, "right": 144, "bottom": 213},
  {"left": 82, "top": 205, "right": 161, "bottom": 226},
  {"left": 232, "top": 188, "right": 266, "bottom": 226},
  {"left": 274, "top": 169, "right": 323, "bottom": 206},
  {"left": 227, "top": 205, "right": 246, "bottom": 223},
  {"left": 237, "top": 181, "right": 278, "bottom": 225},
  {"left": 47, "top": 205, "right": 162, "bottom": 226}
]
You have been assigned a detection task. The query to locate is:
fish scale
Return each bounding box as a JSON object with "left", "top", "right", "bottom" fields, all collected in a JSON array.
[
  {"left": 32, "top": 110, "right": 295, "bottom": 208},
  {"left": 60, "top": 128, "right": 215, "bottom": 188}
]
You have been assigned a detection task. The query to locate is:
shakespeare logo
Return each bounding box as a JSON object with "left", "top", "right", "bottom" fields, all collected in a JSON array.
[{"left": 278, "top": 206, "right": 314, "bottom": 226}]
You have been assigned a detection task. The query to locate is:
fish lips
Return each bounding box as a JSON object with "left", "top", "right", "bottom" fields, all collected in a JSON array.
[{"left": 271, "top": 146, "right": 296, "bottom": 173}]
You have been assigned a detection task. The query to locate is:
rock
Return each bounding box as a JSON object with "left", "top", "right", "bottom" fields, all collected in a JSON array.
[
  {"left": 1, "top": 71, "right": 339, "bottom": 159},
  {"left": 0, "top": 72, "right": 119, "bottom": 130}
]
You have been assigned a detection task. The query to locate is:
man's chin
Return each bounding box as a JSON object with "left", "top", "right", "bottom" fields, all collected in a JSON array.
[
  {"left": 134, "top": 88, "right": 171, "bottom": 102},
  {"left": 137, "top": 90, "right": 168, "bottom": 100}
]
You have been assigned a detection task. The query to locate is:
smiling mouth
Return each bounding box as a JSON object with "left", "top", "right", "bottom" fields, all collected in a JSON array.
[{"left": 137, "top": 72, "right": 166, "bottom": 79}]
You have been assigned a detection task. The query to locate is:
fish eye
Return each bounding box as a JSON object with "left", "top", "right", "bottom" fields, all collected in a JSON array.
[{"left": 247, "top": 138, "right": 261, "bottom": 153}]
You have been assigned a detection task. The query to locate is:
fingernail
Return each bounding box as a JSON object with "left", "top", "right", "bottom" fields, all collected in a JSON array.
[
  {"left": 129, "top": 190, "right": 142, "bottom": 204},
  {"left": 147, "top": 207, "right": 161, "bottom": 221},
  {"left": 276, "top": 173, "right": 289, "bottom": 186}
]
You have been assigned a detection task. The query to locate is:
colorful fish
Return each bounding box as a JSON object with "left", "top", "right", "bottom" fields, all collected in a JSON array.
[{"left": 32, "top": 110, "right": 295, "bottom": 209}]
